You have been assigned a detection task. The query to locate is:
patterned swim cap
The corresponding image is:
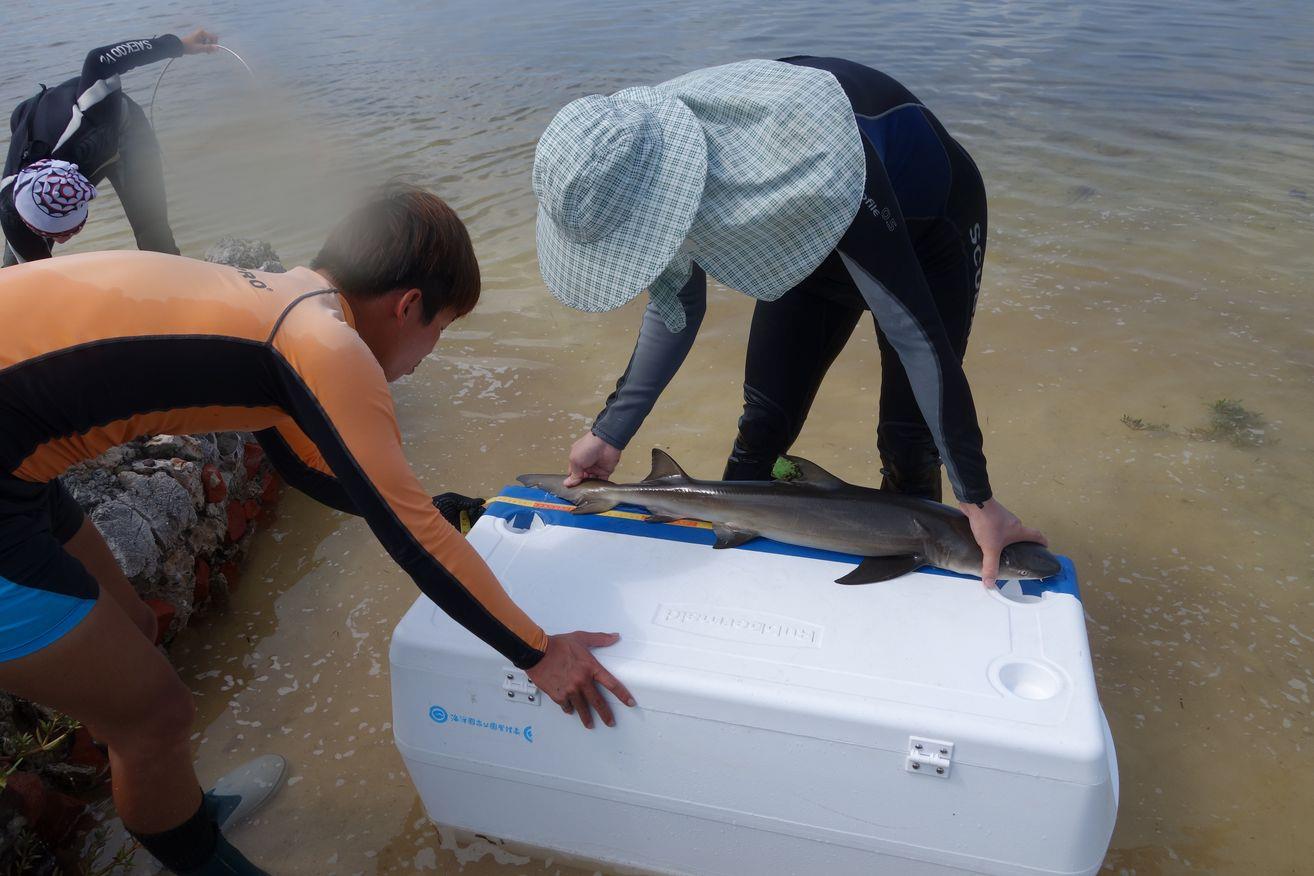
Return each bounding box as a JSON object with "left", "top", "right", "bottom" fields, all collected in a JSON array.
[{"left": 13, "top": 159, "right": 98, "bottom": 238}]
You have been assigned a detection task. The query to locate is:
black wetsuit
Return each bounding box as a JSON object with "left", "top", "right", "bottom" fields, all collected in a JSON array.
[
  {"left": 1, "top": 35, "right": 184, "bottom": 265},
  {"left": 592, "top": 56, "right": 991, "bottom": 504}
]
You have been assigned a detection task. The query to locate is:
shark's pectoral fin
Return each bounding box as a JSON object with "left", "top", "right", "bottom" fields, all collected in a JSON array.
[
  {"left": 570, "top": 497, "right": 618, "bottom": 515},
  {"left": 644, "top": 514, "right": 679, "bottom": 524},
  {"left": 836, "top": 554, "right": 925, "bottom": 585},
  {"left": 711, "top": 525, "right": 758, "bottom": 549}
]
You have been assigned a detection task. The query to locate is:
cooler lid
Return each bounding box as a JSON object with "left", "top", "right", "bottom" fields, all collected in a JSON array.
[{"left": 394, "top": 487, "right": 1110, "bottom": 784}]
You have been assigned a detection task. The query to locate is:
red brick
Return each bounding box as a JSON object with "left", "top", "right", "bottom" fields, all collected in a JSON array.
[
  {"left": 5, "top": 771, "right": 47, "bottom": 822},
  {"left": 3, "top": 771, "right": 87, "bottom": 846},
  {"left": 145, "top": 599, "right": 176, "bottom": 645},
  {"left": 201, "top": 463, "right": 227, "bottom": 504},
  {"left": 259, "top": 472, "right": 279, "bottom": 505},
  {"left": 225, "top": 502, "right": 247, "bottom": 543},
  {"left": 193, "top": 559, "right": 211, "bottom": 604},
  {"left": 65, "top": 727, "right": 109, "bottom": 778},
  {"left": 243, "top": 442, "right": 265, "bottom": 479}
]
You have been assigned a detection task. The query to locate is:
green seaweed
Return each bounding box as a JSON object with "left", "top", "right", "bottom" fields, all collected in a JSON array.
[
  {"left": 1188, "top": 398, "right": 1268, "bottom": 447},
  {"left": 771, "top": 456, "right": 802, "bottom": 481},
  {"left": 1120, "top": 414, "right": 1170, "bottom": 433}
]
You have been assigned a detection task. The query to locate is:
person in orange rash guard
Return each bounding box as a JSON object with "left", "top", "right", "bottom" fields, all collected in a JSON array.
[{"left": 0, "top": 185, "right": 633, "bottom": 876}]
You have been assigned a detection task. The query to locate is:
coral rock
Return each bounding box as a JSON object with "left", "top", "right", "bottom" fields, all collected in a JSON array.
[
  {"left": 90, "top": 501, "right": 159, "bottom": 580},
  {"left": 194, "top": 558, "right": 211, "bottom": 605},
  {"left": 204, "top": 237, "right": 286, "bottom": 273}
]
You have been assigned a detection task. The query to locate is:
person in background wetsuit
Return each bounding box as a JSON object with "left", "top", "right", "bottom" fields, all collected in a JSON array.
[{"left": 1, "top": 28, "right": 218, "bottom": 265}]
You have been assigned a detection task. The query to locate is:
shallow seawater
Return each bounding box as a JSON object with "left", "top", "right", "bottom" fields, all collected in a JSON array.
[{"left": 5, "top": 0, "right": 1312, "bottom": 872}]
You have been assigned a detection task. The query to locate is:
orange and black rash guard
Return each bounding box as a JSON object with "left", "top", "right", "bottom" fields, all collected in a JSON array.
[{"left": 0, "top": 251, "right": 548, "bottom": 667}]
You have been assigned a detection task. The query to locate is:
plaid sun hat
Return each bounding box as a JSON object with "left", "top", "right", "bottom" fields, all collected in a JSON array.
[
  {"left": 534, "top": 60, "right": 864, "bottom": 331},
  {"left": 533, "top": 87, "right": 707, "bottom": 328}
]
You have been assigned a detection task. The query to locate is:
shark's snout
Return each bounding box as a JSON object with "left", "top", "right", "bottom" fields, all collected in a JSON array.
[{"left": 999, "top": 541, "right": 1062, "bottom": 579}]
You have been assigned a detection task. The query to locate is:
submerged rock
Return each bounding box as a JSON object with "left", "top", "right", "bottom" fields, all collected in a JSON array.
[{"left": 205, "top": 236, "right": 287, "bottom": 273}]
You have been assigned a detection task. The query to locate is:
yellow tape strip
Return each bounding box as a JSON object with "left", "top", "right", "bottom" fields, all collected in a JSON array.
[{"left": 484, "top": 494, "right": 715, "bottom": 530}]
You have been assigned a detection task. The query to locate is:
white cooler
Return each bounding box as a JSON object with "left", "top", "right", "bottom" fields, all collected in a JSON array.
[{"left": 390, "top": 486, "right": 1118, "bottom": 875}]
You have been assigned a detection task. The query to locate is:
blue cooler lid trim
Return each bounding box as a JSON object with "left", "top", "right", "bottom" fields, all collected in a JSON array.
[{"left": 484, "top": 486, "right": 1079, "bottom": 599}]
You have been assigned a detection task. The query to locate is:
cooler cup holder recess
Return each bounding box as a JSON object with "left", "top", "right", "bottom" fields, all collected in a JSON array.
[{"left": 990, "top": 658, "right": 1064, "bottom": 701}]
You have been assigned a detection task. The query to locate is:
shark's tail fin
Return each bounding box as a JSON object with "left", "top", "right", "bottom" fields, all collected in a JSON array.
[{"left": 643, "top": 448, "right": 692, "bottom": 484}]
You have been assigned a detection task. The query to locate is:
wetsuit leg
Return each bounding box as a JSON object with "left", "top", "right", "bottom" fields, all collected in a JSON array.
[
  {"left": 104, "top": 98, "right": 179, "bottom": 255},
  {"left": 875, "top": 136, "right": 987, "bottom": 502},
  {"left": 1, "top": 191, "right": 53, "bottom": 266},
  {"left": 724, "top": 282, "right": 864, "bottom": 481}
]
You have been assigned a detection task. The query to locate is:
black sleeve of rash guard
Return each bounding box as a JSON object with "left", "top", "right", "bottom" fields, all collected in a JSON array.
[
  {"left": 51, "top": 36, "right": 186, "bottom": 154},
  {"left": 79, "top": 35, "right": 186, "bottom": 92},
  {"left": 254, "top": 427, "right": 360, "bottom": 515}
]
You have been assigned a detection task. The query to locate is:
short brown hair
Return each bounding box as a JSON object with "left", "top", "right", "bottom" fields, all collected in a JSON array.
[{"left": 312, "top": 183, "right": 480, "bottom": 322}]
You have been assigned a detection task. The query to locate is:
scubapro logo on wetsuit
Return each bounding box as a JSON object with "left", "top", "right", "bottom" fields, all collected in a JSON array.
[
  {"left": 861, "top": 193, "right": 898, "bottom": 232},
  {"left": 428, "top": 705, "right": 533, "bottom": 743},
  {"left": 98, "top": 40, "right": 154, "bottom": 65},
  {"left": 969, "top": 223, "right": 983, "bottom": 292},
  {"left": 235, "top": 269, "right": 268, "bottom": 290}
]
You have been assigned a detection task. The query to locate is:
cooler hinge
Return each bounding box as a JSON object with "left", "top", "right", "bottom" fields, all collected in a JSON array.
[
  {"left": 906, "top": 736, "right": 954, "bottom": 778},
  {"left": 502, "top": 667, "right": 541, "bottom": 706}
]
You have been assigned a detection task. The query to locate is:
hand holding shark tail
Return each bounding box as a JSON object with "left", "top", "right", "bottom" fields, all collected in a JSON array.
[
  {"left": 564, "top": 432, "right": 622, "bottom": 487},
  {"left": 519, "top": 449, "right": 1060, "bottom": 585}
]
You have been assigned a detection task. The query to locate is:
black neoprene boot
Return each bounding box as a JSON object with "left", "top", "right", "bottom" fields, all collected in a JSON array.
[
  {"left": 877, "top": 422, "right": 944, "bottom": 502},
  {"left": 180, "top": 834, "right": 269, "bottom": 876}
]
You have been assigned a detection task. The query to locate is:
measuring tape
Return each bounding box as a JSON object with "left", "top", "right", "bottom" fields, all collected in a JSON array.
[{"left": 480, "top": 494, "right": 716, "bottom": 531}]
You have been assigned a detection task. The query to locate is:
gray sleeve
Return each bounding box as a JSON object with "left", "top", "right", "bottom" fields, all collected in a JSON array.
[
  {"left": 591, "top": 265, "right": 708, "bottom": 449},
  {"left": 832, "top": 134, "right": 991, "bottom": 504},
  {"left": 839, "top": 245, "right": 990, "bottom": 504}
]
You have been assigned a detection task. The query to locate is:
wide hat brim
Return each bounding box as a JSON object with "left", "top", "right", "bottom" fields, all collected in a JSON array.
[
  {"left": 535, "top": 88, "right": 708, "bottom": 315},
  {"left": 660, "top": 60, "right": 866, "bottom": 304}
]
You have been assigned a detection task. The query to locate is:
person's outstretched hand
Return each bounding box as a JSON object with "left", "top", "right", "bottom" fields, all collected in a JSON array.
[
  {"left": 432, "top": 492, "right": 485, "bottom": 533},
  {"left": 960, "top": 498, "right": 1048, "bottom": 590},
  {"left": 526, "top": 631, "right": 635, "bottom": 729},
  {"left": 564, "top": 432, "right": 622, "bottom": 487},
  {"left": 181, "top": 28, "right": 220, "bottom": 54}
]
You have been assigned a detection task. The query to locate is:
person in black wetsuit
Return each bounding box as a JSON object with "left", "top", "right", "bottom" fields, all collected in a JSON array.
[
  {"left": 532, "top": 56, "right": 1047, "bottom": 587},
  {"left": 1, "top": 28, "right": 218, "bottom": 265}
]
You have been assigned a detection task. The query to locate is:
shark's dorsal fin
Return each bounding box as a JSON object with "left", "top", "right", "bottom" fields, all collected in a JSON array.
[
  {"left": 643, "top": 448, "right": 691, "bottom": 484},
  {"left": 780, "top": 455, "right": 848, "bottom": 490}
]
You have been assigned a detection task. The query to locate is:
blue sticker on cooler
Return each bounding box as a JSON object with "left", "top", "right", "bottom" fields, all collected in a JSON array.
[{"left": 429, "top": 705, "right": 533, "bottom": 742}]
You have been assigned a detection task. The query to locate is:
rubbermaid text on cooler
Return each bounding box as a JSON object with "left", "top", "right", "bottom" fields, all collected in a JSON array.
[{"left": 653, "top": 603, "right": 824, "bottom": 647}]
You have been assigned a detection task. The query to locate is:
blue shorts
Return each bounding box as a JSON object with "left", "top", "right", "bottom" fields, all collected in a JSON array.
[{"left": 0, "top": 476, "right": 98, "bottom": 663}]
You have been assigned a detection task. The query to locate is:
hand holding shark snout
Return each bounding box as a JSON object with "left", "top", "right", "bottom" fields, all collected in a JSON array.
[{"left": 960, "top": 498, "right": 1049, "bottom": 590}]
